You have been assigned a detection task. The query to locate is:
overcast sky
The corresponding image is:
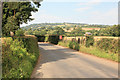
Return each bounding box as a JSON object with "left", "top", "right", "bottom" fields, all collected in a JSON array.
[{"left": 20, "top": 0, "right": 118, "bottom": 27}]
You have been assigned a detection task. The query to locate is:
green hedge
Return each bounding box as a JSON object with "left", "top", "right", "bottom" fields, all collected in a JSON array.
[
  {"left": 69, "top": 41, "right": 80, "bottom": 51},
  {"left": 58, "top": 37, "right": 119, "bottom": 62},
  {"left": 96, "top": 38, "right": 119, "bottom": 54},
  {"left": 35, "top": 35, "right": 45, "bottom": 42},
  {"left": 85, "top": 36, "right": 94, "bottom": 47},
  {"left": 2, "top": 36, "right": 39, "bottom": 79},
  {"left": 48, "top": 35, "right": 59, "bottom": 45},
  {"left": 44, "top": 36, "right": 49, "bottom": 42},
  {"left": 58, "top": 40, "right": 71, "bottom": 47},
  {"left": 35, "top": 35, "right": 60, "bottom": 45}
]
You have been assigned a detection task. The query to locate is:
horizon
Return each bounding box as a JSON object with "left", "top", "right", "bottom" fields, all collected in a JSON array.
[
  {"left": 21, "top": 22, "right": 113, "bottom": 27},
  {"left": 20, "top": 1, "right": 118, "bottom": 27}
]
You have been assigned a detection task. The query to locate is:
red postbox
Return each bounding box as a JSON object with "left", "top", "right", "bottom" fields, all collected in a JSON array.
[{"left": 59, "top": 35, "right": 62, "bottom": 40}]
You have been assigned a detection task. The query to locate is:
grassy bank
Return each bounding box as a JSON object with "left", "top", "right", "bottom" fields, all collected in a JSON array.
[
  {"left": 58, "top": 40, "right": 118, "bottom": 62},
  {"left": 2, "top": 36, "right": 40, "bottom": 79},
  {"left": 79, "top": 45, "right": 118, "bottom": 62},
  {"left": 58, "top": 40, "right": 71, "bottom": 47}
]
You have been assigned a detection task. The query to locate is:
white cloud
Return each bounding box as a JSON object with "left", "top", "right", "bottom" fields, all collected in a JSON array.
[
  {"left": 76, "top": 0, "right": 102, "bottom": 12},
  {"left": 87, "top": 8, "right": 118, "bottom": 25},
  {"left": 78, "top": 0, "right": 102, "bottom": 6},
  {"left": 75, "top": 7, "right": 90, "bottom": 12}
]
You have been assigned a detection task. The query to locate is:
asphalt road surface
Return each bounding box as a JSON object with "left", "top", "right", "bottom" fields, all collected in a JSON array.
[{"left": 31, "top": 43, "right": 118, "bottom": 78}]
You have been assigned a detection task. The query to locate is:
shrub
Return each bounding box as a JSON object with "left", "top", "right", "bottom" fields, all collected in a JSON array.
[
  {"left": 2, "top": 36, "right": 39, "bottom": 78},
  {"left": 35, "top": 35, "right": 45, "bottom": 42},
  {"left": 44, "top": 36, "right": 49, "bottom": 42},
  {"left": 58, "top": 40, "right": 70, "bottom": 47},
  {"left": 85, "top": 36, "right": 94, "bottom": 47},
  {"left": 48, "top": 35, "right": 59, "bottom": 45},
  {"left": 69, "top": 41, "right": 80, "bottom": 51},
  {"left": 15, "top": 29, "right": 25, "bottom": 36},
  {"left": 96, "top": 38, "right": 118, "bottom": 54}
]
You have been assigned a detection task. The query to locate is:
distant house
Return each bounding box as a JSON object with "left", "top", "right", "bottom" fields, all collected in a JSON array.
[{"left": 84, "top": 32, "right": 92, "bottom": 36}]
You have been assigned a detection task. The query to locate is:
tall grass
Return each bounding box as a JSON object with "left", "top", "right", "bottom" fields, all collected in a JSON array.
[
  {"left": 58, "top": 40, "right": 118, "bottom": 62},
  {"left": 79, "top": 45, "right": 118, "bottom": 62}
]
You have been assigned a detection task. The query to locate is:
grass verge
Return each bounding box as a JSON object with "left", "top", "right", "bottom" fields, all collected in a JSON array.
[
  {"left": 80, "top": 45, "right": 118, "bottom": 62},
  {"left": 58, "top": 41, "right": 118, "bottom": 62}
]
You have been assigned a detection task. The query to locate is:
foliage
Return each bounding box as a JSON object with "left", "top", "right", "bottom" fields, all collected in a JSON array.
[
  {"left": 58, "top": 37, "right": 119, "bottom": 62},
  {"left": 51, "top": 27, "right": 65, "bottom": 35},
  {"left": 3, "top": 17, "right": 19, "bottom": 36},
  {"left": 22, "top": 23, "right": 109, "bottom": 30},
  {"left": 70, "top": 27, "right": 85, "bottom": 36},
  {"left": 97, "top": 25, "right": 120, "bottom": 37},
  {"left": 2, "top": 1, "right": 42, "bottom": 36},
  {"left": 85, "top": 36, "right": 94, "bottom": 47},
  {"left": 79, "top": 45, "right": 118, "bottom": 62},
  {"left": 2, "top": 36, "right": 39, "bottom": 78},
  {"left": 96, "top": 38, "right": 119, "bottom": 54},
  {"left": 24, "top": 28, "right": 33, "bottom": 35},
  {"left": 35, "top": 35, "right": 45, "bottom": 42},
  {"left": 48, "top": 35, "right": 59, "bottom": 45},
  {"left": 69, "top": 41, "right": 80, "bottom": 51},
  {"left": 23, "top": 23, "right": 119, "bottom": 37},
  {"left": 15, "top": 29, "right": 25, "bottom": 36},
  {"left": 58, "top": 40, "right": 71, "bottom": 48},
  {"left": 44, "top": 36, "right": 49, "bottom": 42}
]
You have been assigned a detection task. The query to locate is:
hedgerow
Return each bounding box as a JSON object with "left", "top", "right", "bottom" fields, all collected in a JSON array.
[
  {"left": 85, "top": 36, "right": 94, "bottom": 47},
  {"left": 96, "top": 38, "right": 119, "bottom": 54},
  {"left": 35, "top": 35, "right": 45, "bottom": 42},
  {"left": 2, "top": 36, "right": 39, "bottom": 79},
  {"left": 58, "top": 36, "right": 119, "bottom": 62},
  {"left": 69, "top": 41, "right": 80, "bottom": 51},
  {"left": 48, "top": 35, "right": 59, "bottom": 45}
]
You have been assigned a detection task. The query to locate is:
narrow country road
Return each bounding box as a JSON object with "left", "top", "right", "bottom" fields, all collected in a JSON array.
[{"left": 31, "top": 43, "right": 118, "bottom": 78}]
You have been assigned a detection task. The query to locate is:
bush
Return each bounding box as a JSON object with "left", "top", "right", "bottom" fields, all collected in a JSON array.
[
  {"left": 15, "top": 29, "right": 25, "bottom": 36},
  {"left": 48, "top": 35, "right": 59, "bottom": 45},
  {"left": 69, "top": 41, "right": 80, "bottom": 51},
  {"left": 58, "top": 40, "right": 71, "bottom": 47},
  {"left": 35, "top": 35, "right": 45, "bottom": 42},
  {"left": 44, "top": 36, "right": 49, "bottom": 42},
  {"left": 96, "top": 38, "right": 118, "bottom": 54},
  {"left": 85, "top": 36, "right": 94, "bottom": 47},
  {"left": 2, "top": 36, "right": 39, "bottom": 78}
]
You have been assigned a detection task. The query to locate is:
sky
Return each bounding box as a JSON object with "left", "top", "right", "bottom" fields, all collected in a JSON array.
[{"left": 20, "top": 0, "right": 119, "bottom": 27}]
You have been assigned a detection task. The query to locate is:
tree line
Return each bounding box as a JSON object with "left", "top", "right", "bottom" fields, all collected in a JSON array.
[{"left": 23, "top": 24, "right": 120, "bottom": 37}]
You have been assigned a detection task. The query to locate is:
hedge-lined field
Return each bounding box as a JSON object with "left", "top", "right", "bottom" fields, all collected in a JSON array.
[
  {"left": 2, "top": 36, "right": 39, "bottom": 79},
  {"left": 58, "top": 36, "right": 119, "bottom": 62}
]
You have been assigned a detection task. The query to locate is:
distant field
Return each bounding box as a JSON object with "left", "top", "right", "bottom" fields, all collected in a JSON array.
[{"left": 82, "top": 28, "right": 101, "bottom": 31}]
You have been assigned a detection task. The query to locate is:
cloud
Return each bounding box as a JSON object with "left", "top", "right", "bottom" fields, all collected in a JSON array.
[
  {"left": 87, "top": 8, "right": 118, "bottom": 25},
  {"left": 75, "top": 7, "right": 90, "bottom": 12},
  {"left": 78, "top": 0, "right": 102, "bottom": 6},
  {"left": 75, "top": 0, "right": 102, "bottom": 12}
]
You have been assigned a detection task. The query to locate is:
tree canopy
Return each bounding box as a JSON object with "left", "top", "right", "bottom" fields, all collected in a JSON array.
[{"left": 2, "top": 1, "right": 43, "bottom": 36}]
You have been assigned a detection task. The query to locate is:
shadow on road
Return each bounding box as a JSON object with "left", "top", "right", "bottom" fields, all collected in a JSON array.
[{"left": 31, "top": 43, "right": 118, "bottom": 78}]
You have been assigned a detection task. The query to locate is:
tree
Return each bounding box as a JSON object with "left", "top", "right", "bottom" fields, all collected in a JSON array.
[
  {"left": 3, "top": 17, "right": 19, "bottom": 36},
  {"left": 52, "top": 27, "right": 65, "bottom": 35},
  {"left": 70, "top": 27, "right": 85, "bottom": 36},
  {"left": 2, "top": 1, "right": 43, "bottom": 36}
]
